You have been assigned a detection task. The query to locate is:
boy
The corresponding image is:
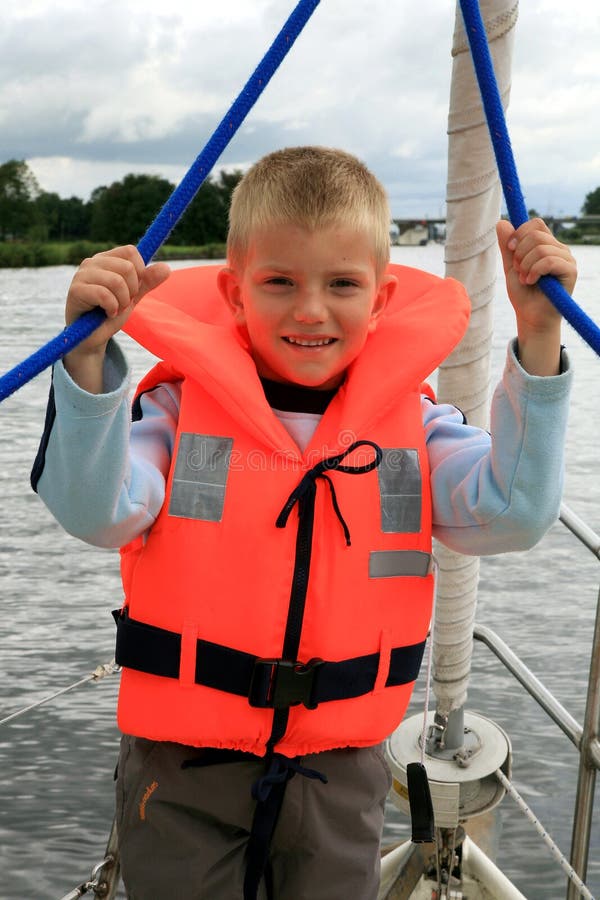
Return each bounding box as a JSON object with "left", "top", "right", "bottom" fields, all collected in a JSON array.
[{"left": 33, "top": 147, "right": 575, "bottom": 900}]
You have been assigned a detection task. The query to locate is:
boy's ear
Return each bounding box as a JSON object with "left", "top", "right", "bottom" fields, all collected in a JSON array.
[
  {"left": 368, "top": 273, "right": 397, "bottom": 332},
  {"left": 217, "top": 267, "right": 245, "bottom": 324}
]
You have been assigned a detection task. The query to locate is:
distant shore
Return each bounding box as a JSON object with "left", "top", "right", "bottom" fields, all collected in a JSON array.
[
  {"left": 0, "top": 241, "right": 227, "bottom": 269},
  {"left": 0, "top": 235, "right": 598, "bottom": 269}
]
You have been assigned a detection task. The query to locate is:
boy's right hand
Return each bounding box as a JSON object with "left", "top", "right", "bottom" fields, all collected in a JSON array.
[
  {"left": 64, "top": 246, "right": 170, "bottom": 392},
  {"left": 66, "top": 245, "right": 171, "bottom": 349}
]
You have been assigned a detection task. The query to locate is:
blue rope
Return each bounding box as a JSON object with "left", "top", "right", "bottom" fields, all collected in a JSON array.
[
  {"left": 0, "top": 0, "right": 321, "bottom": 403},
  {"left": 459, "top": 0, "right": 600, "bottom": 357}
]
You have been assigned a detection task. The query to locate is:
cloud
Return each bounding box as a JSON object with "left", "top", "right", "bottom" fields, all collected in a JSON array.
[{"left": 2, "top": 0, "right": 599, "bottom": 216}]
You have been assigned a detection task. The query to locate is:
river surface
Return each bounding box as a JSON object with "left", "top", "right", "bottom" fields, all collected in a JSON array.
[{"left": 0, "top": 245, "right": 598, "bottom": 899}]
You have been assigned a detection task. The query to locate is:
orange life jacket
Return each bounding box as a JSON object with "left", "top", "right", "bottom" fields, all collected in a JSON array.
[{"left": 115, "top": 264, "right": 469, "bottom": 757}]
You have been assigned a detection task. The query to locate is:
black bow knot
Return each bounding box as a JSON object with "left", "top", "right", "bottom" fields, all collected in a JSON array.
[{"left": 275, "top": 440, "right": 382, "bottom": 546}]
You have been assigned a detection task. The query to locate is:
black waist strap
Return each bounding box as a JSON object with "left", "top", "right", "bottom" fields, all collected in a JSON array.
[{"left": 113, "top": 610, "right": 426, "bottom": 709}]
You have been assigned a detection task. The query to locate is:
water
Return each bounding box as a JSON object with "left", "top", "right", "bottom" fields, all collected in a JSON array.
[{"left": 0, "top": 246, "right": 598, "bottom": 899}]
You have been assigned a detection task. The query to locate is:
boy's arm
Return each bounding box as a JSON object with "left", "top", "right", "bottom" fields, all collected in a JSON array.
[
  {"left": 33, "top": 244, "right": 174, "bottom": 545},
  {"left": 427, "top": 340, "right": 572, "bottom": 555},
  {"left": 428, "top": 220, "right": 575, "bottom": 554},
  {"left": 33, "top": 342, "right": 180, "bottom": 548}
]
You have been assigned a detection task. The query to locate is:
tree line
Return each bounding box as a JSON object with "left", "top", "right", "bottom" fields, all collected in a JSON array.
[
  {"left": 4, "top": 157, "right": 600, "bottom": 248},
  {"left": 0, "top": 159, "right": 243, "bottom": 246}
]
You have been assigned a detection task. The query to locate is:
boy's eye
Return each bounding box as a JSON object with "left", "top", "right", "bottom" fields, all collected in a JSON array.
[
  {"left": 265, "top": 276, "right": 293, "bottom": 286},
  {"left": 331, "top": 278, "right": 359, "bottom": 289}
]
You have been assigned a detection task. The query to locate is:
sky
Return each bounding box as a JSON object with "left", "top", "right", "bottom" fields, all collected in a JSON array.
[{"left": 2, "top": 0, "right": 599, "bottom": 219}]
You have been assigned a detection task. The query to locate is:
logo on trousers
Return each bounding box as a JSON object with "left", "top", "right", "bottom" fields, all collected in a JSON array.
[{"left": 139, "top": 780, "right": 159, "bottom": 821}]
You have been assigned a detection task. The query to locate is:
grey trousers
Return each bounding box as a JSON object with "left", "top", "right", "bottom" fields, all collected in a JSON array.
[{"left": 115, "top": 735, "right": 392, "bottom": 900}]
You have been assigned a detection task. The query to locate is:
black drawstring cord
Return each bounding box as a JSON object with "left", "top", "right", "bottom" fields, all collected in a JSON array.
[
  {"left": 275, "top": 440, "right": 382, "bottom": 546},
  {"left": 244, "top": 753, "right": 328, "bottom": 900},
  {"left": 243, "top": 439, "right": 382, "bottom": 900},
  {"left": 318, "top": 473, "right": 351, "bottom": 545},
  {"left": 251, "top": 753, "right": 328, "bottom": 803}
]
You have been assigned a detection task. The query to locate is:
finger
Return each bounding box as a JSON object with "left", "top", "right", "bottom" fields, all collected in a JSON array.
[
  {"left": 509, "top": 220, "right": 553, "bottom": 264},
  {"left": 66, "top": 281, "right": 125, "bottom": 323},
  {"left": 508, "top": 223, "right": 576, "bottom": 287},
  {"left": 517, "top": 235, "right": 574, "bottom": 272},
  {"left": 80, "top": 247, "right": 152, "bottom": 306},
  {"left": 74, "top": 266, "right": 138, "bottom": 316},
  {"left": 88, "top": 248, "right": 146, "bottom": 301},
  {"left": 496, "top": 220, "right": 517, "bottom": 275},
  {"left": 511, "top": 217, "right": 553, "bottom": 244},
  {"left": 518, "top": 250, "right": 576, "bottom": 287},
  {"left": 137, "top": 262, "right": 171, "bottom": 300},
  {"left": 512, "top": 232, "right": 571, "bottom": 266},
  {"left": 514, "top": 233, "right": 574, "bottom": 276},
  {"left": 96, "top": 245, "right": 147, "bottom": 279}
]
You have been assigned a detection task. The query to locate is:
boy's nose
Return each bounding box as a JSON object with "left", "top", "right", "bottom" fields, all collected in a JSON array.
[{"left": 293, "top": 291, "right": 328, "bottom": 323}]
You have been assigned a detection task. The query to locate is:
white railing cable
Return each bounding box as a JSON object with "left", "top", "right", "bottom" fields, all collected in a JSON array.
[
  {"left": 419, "top": 560, "right": 439, "bottom": 764},
  {"left": 0, "top": 661, "right": 119, "bottom": 727},
  {"left": 495, "top": 768, "right": 596, "bottom": 900}
]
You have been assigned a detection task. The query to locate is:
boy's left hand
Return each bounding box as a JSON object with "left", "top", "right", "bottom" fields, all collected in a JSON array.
[
  {"left": 497, "top": 218, "right": 577, "bottom": 331},
  {"left": 497, "top": 218, "right": 577, "bottom": 375}
]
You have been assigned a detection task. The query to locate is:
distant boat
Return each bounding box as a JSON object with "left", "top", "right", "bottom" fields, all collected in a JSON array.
[{"left": 396, "top": 223, "right": 429, "bottom": 246}]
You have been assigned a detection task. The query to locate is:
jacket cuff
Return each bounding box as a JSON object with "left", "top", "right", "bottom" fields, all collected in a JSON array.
[
  {"left": 506, "top": 338, "right": 572, "bottom": 397},
  {"left": 53, "top": 338, "right": 130, "bottom": 414}
]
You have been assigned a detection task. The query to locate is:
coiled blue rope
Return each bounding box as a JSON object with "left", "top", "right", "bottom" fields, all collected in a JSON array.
[
  {"left": 459, "top": 0, "right": 600, "bottom": 357},
  {"left": 0, "top": 0, "right": 321, "bottom": 403}
]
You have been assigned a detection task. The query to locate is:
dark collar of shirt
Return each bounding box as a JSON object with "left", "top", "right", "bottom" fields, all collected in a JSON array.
[{"left": 260, "top": 377, "right": 338, "bottom": 414}]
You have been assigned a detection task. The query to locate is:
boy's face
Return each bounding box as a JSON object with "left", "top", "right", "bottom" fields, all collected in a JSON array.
[{"left": 218, "top": 223, "right": 396, "bottom": 390}]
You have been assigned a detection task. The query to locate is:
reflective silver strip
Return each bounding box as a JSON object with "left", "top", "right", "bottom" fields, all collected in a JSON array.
[
  {"left": 369, "top": 550, "right": 432, "bottom": 578},
  {"left": 377, "top": 448, "right": 422, "bottom": 533},
  {"left": 168, "top": 433, "right": 233, "bottom": 522}
]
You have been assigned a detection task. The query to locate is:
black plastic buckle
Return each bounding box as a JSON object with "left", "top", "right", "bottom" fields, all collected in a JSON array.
[{"left": 248, "top": 657, "right": 324, "bottom": 710}]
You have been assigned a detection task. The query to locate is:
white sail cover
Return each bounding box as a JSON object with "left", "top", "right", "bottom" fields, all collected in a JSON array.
[{"left": 433, "top": 0, "right": 518, "bottom": 713}]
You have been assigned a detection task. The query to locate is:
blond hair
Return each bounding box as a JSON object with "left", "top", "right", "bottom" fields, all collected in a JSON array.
[{"left": 227, "top": 146, "right": 391, "bottom": 273}]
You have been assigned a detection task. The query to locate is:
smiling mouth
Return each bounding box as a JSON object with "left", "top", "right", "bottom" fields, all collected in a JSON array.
[{"left": 283, "top": 337, "right": 337, "bottom": 347}]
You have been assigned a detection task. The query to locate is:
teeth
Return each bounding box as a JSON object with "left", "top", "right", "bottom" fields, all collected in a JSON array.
[{"left": 286, "top": 337, "right": 334, "bottom": 347}]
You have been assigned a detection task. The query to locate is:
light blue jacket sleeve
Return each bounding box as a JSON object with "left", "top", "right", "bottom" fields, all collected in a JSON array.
[
  {"left": 35, "top": 338, "right": 572, "bottom": 556},
  {"left": 428, "top": 340, "right": 572, "bottom": 554},
  {"left": 34, "top": 339, "right": 178, "bottom": 548}
]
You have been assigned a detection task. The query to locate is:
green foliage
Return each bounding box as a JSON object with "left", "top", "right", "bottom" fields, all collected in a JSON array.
[
  {"left": 582, "top": 187, "right": 600, "bottom": 215},
  {"left": 0, "top": 240, "right": 226, "bottom": 268},
  {"left": 154, "top": 243, "right": 227, "bottom": 261},
  {"left": 160, "top": 169, "right": 243, "bottom": 246},
  {"left": 0, "top": 162, "right": 243, "bottom": 257},
  {"left": 0, "top": 160, "right": 41, "bottom": 239},
  {"left": 89, "top": 173, "right": 174, "bottom": 244},
  {"left": 33, "top": 192, "right": 91, "bottom": 241},
  {"left": 0, "top": 242, "right": 36, "bottom": 267},
  {"left": 0, "top": 242, "right": 62, "bottom": 267},
  {"left": 0, "top": 241, "right": 111, "bottom": 268},
  {"left": 87, "top": 169, "right": 243, "bottom": 246},
  {"left": 0, "top": 160, "right": 91, "bottom": 243},
  {"left": 64, "top": 241, "right": 113, "bottom": 266}
]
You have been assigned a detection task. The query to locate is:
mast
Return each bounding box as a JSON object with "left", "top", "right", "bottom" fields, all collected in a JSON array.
[{"left": 433, "top": 0, "right": 518, "bottom": 745}]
